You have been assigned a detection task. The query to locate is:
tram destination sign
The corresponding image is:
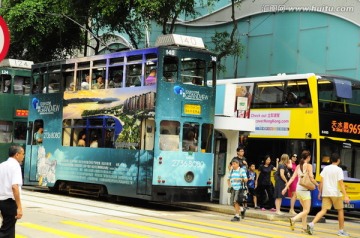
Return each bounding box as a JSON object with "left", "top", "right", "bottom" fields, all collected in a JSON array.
[{"left": 319, "top": 113, "right": 360, "bottom": 140}]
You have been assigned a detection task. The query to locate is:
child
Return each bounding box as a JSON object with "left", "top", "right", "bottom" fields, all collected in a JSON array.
[{"left": 247, "top": 164, "right": 259, "bottom": 209}]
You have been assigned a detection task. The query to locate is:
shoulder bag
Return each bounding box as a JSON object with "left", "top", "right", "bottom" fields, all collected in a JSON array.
[
  {"left": 237, "top": 181, "right": 248, "bottom": 204},
  {"left": 299, "top": 167, "right": 315, "bottom": 190}
]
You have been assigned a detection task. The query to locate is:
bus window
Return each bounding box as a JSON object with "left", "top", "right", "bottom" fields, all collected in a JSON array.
[
  {"left": 318, "top": 77, "right": 360, "bottom": 114},
  {"left": 159, "top": 120, "right": 180, "bottom": 151},
  {"left": 14, "top": 121, "right": 27, "bottom": 143},
  {"left": 1, "top": 75, "right": 11, "bottom": 93},
  {"left": 201, "top": 123, "right": 214, "bottom": 153},
  {"left": 0, "top": 120, "right": 13, "bottom": 143},
  {"left": 252, "top": 79, "right": 311, "bottom": 108},
  {"left": 163, "top": 56, "right": 178, "bottom": 83},
  {"left": 181, "top": 58, "right": 205, "bottom": 86},
  {"left": 182, "top": 122, "right": 199, "bottom": 152}
]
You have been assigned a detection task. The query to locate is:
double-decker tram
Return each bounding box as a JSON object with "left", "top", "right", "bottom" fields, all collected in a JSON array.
[
  {"left": 24, "top": 35, "right": 217, "bottom": 201},
  {"left": 0, "top": 59, "right": 33, "bottom": 161},
  {"left": 216, "top": 73, "right": 360, "bottom": 210}
]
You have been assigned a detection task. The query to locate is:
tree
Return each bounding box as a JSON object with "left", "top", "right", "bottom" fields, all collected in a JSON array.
[
  {"left": 136, "top": 0, "right": 219, "bottom": 34},
  {"left": 0, "top": 0, "right": 84, "bottom": 62},
  {"left": 211, "top": 0, "right": 244, "bottom": 77}
]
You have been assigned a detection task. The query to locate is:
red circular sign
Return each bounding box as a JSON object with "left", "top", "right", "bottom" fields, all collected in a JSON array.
[{"left": 0, "top": 16, "right": 10, "bottom": 62}]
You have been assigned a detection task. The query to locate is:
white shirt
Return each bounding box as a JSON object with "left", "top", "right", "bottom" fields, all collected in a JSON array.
[
  {"left": 0, "top": 157, "right": 22, "bottom": 200},
  {"left": 320, "top": 164, "right": 344, "bottom": 197}
]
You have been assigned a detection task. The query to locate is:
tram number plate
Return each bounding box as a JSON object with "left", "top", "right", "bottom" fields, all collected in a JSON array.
[
  {"left": 344, "top": 203, "right": 354, "bottom": 208},
  {"left": 184, "top": 104, "right": 201, "bottom": 115}
]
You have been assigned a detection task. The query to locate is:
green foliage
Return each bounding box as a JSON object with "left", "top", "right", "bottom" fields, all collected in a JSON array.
[
  {"left": 0, "top": 0, "right": 222, "bottom": 61},
  {"left": 210, "top": 0, "right": 244, "bottom": 76},
  {"left": 0, "top": 0, "right": 84, "bottom": 62}
]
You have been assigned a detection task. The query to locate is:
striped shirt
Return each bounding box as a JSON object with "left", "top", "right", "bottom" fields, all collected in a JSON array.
[{"left": 228, "top": 167, "right": 247, "bottom": 190}]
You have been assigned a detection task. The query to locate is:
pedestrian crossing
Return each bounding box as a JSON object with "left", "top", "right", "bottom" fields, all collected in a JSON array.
[{"left": 16, "top": 216, "right": 359, "bottom": 238}]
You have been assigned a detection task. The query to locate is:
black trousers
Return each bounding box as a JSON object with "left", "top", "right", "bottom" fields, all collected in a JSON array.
[{"left": 0, "top": 198, "right": 17, "bottom": 238}]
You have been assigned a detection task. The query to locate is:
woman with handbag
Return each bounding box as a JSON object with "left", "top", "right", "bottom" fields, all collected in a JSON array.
[
  {"left": 282, "top": 150, "right": 318, "bottom": 232},
  {"left": 274, "top": 154, "right": 291, "bottom": 215}
]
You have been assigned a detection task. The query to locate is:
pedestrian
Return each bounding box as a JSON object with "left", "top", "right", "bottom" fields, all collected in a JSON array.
[
  {"left": 307, "top": 153, "right": 350, "bottom": 236},
  {"left": 256, "top": 155, "right": 278, "bottom": 211},
  {"left": 282, "top": 150, "right": 318, "bottom": 232},
  {"left": 0, "top": 145, "right": 24, "bottom": 238},
  {"left": 227, "top": 158, "right": 248, "bottom": 221},
  {"left": 247, "top": 163, "right": 259, "bottom": 209},
  {"left": 274, "top": 154, "right": 291, "bottom": 215},
  {"left": 288, "top": 153, "right": 298, "bottom": 215},
  {"left": 233, "top": 146, "right": 248, "bottom": 169}
]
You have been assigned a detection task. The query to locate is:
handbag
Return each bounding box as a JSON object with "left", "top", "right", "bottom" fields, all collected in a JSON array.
[
  {"left": 237, "top": 182, "right": 248, "bottom": 203},
  {"left": 299, "top": 168, "right": 315, "bottom": 190}
]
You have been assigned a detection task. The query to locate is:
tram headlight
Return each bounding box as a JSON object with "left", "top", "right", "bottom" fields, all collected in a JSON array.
[{"left": 184, "top": 171, "right": 195, "bottom": 183}]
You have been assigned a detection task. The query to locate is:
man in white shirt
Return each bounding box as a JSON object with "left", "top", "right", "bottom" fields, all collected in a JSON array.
[
  {"left": 0, "top": 145, "right": 24, "bottom": 238},
  {"left": 307, "top": 153, "right": 350, "bottom": 237}
]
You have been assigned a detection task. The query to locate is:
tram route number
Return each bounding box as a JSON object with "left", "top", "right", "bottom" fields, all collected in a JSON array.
[{"left": 171, "top": 160, "right": 204, "bottom": 168}]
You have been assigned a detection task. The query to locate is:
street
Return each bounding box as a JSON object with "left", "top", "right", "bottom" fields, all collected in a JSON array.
[{"left": 8, "top": 189, "right": 360, "bottom": 238}]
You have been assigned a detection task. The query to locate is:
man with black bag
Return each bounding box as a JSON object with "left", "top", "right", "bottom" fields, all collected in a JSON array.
[{"left": 227, "top": 158, "right": 248, "bottom": 222}]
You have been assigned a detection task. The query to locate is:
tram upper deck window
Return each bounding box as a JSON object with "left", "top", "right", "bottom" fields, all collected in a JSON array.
[
  {"left": 181, "top": 58, "right": 205, "bottom": 86},
  {"left": 1, "top": 74, "right": 11, "bottom": 93},
  {"left": 126, "top": 64, "right": 142, "bottom": 87},
  {"left": 159, "top": 120, "right": 180, "bottom": 151},
  {"left": 163, "top": 56, "right": 178, "bottom": 83},
  {"left": 42, "top": 73, "right": 61, "bottom": 93},
  {"left": 109, "top": 66, "right": 124, "bottom": 88}
]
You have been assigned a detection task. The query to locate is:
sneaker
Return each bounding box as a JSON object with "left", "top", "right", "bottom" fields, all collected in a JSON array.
[
  {"left": 289, "top": 209, "right": 297, "bottom": 215},
  {"left": 276, "top": 211, "right": 284, "bottom": 215},
  {"left": 231, "top": 216, "right": 240, "bottom": 222},
  {"left": 254, "top": 206, "right": 260, "bottom": 209},
  {"left": 270, "top": 208, "right": 276, "bottom": 212},
  {"left": 241, "top": 208, "right": 246, "bottom": 219},
  {"left": 289, "top": 218, "right": 295, "bottom": 231},
  {"left": 337, "top": 230, "right": 350, "bottom": 237},
  {"left": 307, "top": 223, "right": 314, "bottom": 235},
  {"left": 261, "top": 208, "right": 266, "bottom": 211}
]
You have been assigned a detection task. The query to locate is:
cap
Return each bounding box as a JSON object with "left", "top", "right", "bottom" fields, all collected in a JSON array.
[
  {"left": 292, "top": 154, "right": 297, "bottom": 157},
  {"left": 231, "top": 158, "right": 240, "bottom": 163}
]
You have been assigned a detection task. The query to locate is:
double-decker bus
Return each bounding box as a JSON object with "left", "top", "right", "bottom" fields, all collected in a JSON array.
[
  {"left": 215, "top": 73, "right": 360, "bottom": 210},
  {"left": 23, "top": 34, "right": 217, "bottom": 202},
  {"left": 0, "top": 59, "right": 33, "bottom": 161}
]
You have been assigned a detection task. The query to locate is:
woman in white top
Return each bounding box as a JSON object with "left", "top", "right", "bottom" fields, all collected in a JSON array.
[{"left": 282, "top": 150, "right": 318, "bottom": 232}]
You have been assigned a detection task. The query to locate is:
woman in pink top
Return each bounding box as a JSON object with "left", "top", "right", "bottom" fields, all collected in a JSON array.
[{"left": 288, "top": 153, "right": 299, "bottom": 215}]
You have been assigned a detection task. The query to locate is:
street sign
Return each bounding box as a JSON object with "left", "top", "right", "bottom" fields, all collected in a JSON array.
[{"left": 0, "top": 16, "right": 10, "bottom": 62}]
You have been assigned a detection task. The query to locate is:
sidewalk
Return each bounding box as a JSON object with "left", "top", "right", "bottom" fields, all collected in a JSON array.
[{"left": 176, "top": 202, "right": 325, "bottom": 223}]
